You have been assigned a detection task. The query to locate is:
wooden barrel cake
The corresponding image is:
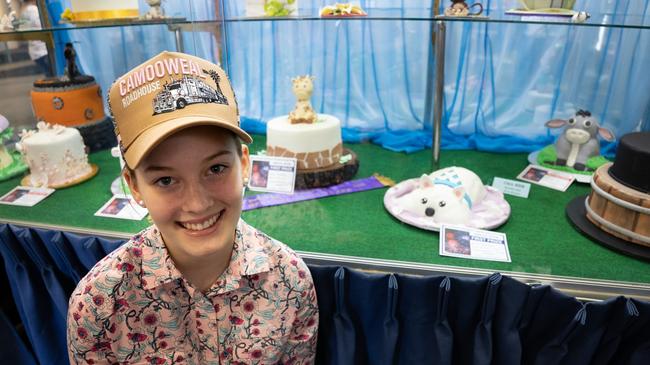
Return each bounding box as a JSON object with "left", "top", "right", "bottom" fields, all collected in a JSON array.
[{"left": 585, "top": 132, "right": 650, "bottom": 247}]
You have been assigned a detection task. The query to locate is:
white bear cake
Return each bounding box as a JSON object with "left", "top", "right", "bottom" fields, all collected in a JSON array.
[
  {"left": 267, "top": 75, "right": 343, "bottom": 170},
  {"left": 16, "top": 122, "right": 95, "bottom": 188},
  {"left": 384, "top": 166, "right": 511, "bottom": 231}
]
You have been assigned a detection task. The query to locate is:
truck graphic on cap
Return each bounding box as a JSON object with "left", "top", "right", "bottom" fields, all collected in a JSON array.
[{"left": 152, "top": 74, "right": 228, "bottom": 115}]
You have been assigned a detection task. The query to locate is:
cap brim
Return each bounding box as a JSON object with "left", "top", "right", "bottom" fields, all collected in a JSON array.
[
  {"left": 123, "top": 116, "right": 253, "bottom": 169},
  {"left": 566, "top": 195, "right": 650, "bottom": 261}
]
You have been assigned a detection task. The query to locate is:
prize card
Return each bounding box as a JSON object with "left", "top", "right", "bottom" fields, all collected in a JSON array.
[
  {"left": 516, "top": 165, "right": 575, "bottom": 191},
  {"left": 248, "top": 155, "right": 297, "bottom": 194},
  {"left": 440, "top": 225, "right": 511, "bottom": 262},
  {"left": 95, "top": 194, "right": 148, "bottom": 220},
  {"left": 0, "top": 186, "right": 55, "bottom": 207}
]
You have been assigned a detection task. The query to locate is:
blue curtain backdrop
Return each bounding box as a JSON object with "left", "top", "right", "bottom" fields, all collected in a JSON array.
[
  {"left": 44, "top": 0, "right": 650, "bottom": 156},
  {"left": 1, "top": 224, "right": 649, "bottom": 364}
]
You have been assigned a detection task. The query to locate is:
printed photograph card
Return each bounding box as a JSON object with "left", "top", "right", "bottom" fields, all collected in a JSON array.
[
  {"left": 516, "top": 164, "right": 575, "bottom": 192},
  {"left": 0, "top": 186, "right": 55, "bottom": 207},
  {"left": 95, "top": 194, "right": 148, "bottom": 221},
  {"left": 248, "top": 155, "right": 297, "bottom": 194},
  {"left": 439, "top": 225, "right": 511, "bottom": 262}
]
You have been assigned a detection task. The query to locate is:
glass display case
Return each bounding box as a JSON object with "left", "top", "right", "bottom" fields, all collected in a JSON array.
[{"left": 0, "top": 0, "right": 649, "bottom": 301}]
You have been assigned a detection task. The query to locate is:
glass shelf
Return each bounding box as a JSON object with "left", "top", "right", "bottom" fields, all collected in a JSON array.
[{"left": 1, "top": 8, "right": 649, "bottom": 37}]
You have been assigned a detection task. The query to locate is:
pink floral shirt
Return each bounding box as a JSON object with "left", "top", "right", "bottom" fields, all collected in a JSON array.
[{"left": 67, "top": 220, "right": 318, "bottom": 365}]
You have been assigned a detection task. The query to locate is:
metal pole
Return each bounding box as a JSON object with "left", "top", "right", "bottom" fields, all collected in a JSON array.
[
  {"left": 174, "top": 27, "right": 184, "bottom": 53},
  {"left": 432, "top": 20, "right": 445, "bottom": 169}
]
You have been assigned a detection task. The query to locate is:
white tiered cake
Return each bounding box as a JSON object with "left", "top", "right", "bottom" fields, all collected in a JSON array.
[
  {"left": 266, "top": 114, "right": 343, "bottom": 170},
  {"left": 17, "top": 122, "right": 93, "bottom": 188}
]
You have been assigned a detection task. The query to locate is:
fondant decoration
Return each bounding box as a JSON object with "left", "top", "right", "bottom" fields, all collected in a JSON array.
[
  {"left": 384, "top": 166, "right": 511, "bottom": 231},
  {"left": 544, "top": 110, "right": 615, "bottom": 171},
  {"left": 64, "top": 42, "right": 80, "bottom": 80},
  {"left": 320, "top": 3, "right": 367, "bottom": 17},
  {"left": 444, "top": 0, "right": 483, "bottom": 16},
  {"left": 16, "top": 122, "right": 97, "bottom": 188},
  {"left": 288, "top": 75, "right": 317, "bottom": 124},
  {"left": 266, "top": 76, "right": 358, "bottom": 188},
  {"left": 567, "top": 132, "right": 650, "bottom": 260},
  {"left": 144, "top": 0, "right": 165, "bottom": 19},
  {"left": 0, "top": 114, "right": 28, "bottom": 181}
]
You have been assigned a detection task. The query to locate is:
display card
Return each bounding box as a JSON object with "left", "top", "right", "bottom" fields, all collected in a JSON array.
[
  {"left": 439, "top": 225, "right": 511, "bottom": 262},
  {"left": 492, "top": 177, "right": 531, "bottom": 198},
  {"left": 516, "top": 164, "right": 575, "bottom": 191},
  {"left": 94, "top": 194, "right": 148, "bottom": 221},
  {"left": 0, "top": 186, "right": 55, "bottom": 207},
  {"left": 248, "top": 155, "right": 297, "bottom": 194}
]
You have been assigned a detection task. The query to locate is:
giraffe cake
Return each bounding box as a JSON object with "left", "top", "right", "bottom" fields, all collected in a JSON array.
[{"left": 266, "top": 75, "right": 358, "bottom": 188}]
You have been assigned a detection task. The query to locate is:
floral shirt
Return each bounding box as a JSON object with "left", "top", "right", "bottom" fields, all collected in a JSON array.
[{"left": 67, "top": 220, "right": 318, "bottom": 365}]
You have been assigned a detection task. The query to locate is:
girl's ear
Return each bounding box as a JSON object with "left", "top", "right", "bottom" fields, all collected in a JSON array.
[
  {"left": 240, "top": 144, "right": 250, "bottom": 182},
  {"left": 122, "top": 170, "right": 143, "bottom": 203}
]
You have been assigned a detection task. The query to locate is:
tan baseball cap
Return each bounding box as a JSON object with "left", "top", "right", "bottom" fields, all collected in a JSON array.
[{"left": 108, "top": 51, "right": 252, "bottom": 168}]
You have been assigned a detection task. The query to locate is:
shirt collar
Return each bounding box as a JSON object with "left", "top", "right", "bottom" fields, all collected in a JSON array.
[
  {"left": 140, "top": 220, "right": 272, "bottom": 292},
  {"left": 140, "top": 226, "right": 184, "bottom": 291}
]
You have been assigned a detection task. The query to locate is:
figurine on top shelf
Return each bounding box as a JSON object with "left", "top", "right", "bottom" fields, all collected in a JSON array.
[
  {"left": 444, "top": 0, "right": 483, "bottom": 17},
  {"left": 143, "top": 0, "right": 165, "bottom": 19},
  {"left": 320, "top": 3, "right": 367, "bottom": 17},
  {"left": 288, "top": 75, "right": 317, "bottom": 124}
]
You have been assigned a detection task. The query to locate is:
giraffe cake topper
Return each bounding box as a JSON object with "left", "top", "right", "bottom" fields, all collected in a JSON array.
[{"left": 288, "top": 75, "right": 317, "bottom": 124}]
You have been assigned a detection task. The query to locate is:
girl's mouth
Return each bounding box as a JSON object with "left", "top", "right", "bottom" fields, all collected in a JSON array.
[{"left": 177, "top": 209, "right": 224, "bottom": 234}]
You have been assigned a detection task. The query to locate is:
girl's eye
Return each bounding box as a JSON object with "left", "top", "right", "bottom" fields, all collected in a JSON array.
[
  {"left": 154, "top": 176, "right": 173, "bottom": 187},
  {"left": 209, "top": 164, "right": 226, "bottom": 174}
]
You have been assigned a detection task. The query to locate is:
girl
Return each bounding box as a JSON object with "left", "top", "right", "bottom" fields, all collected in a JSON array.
[{"left": 67, "top": 51, "right": 318, "bottom": 364}]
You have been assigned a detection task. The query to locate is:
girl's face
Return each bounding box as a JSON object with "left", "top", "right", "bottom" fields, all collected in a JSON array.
[{"left": 125, "top": 126, "right": 249, "bottom": 262}]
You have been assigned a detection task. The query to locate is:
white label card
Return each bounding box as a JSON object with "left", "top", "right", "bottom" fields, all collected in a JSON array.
[
  {"left": 95, "top": 194, "right": 149, "bottom": 221},
  {"left": 492, "top": 177, "right": 531, "bottom": 198},
  {"left": 439, "top": 225, "right": 511, "bottom": 263},
  {"left": 516, "top": 164, "right": 575, "bottom": 192},
  {"left": 248, "top": 155, "right": 297, "bottom": 194},
  {"left": 0, "top": 186, "right": 55, "bottom": 207}
]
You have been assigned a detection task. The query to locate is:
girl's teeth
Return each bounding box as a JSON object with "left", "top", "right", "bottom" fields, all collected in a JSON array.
[{"left": 183, "top": 214, "right": 219, "bottom": 231}]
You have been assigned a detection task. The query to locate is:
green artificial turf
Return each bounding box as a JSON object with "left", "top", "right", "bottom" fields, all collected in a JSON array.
[
  {"left": 537, "top": 145, "right": 610, "bottom": 174},
  {"left": 1, "top": 134, "right": 648, "bottom": 285}
]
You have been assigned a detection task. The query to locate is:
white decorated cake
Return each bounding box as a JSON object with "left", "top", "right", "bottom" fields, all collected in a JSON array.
[
  {"left": 16, "top": 122, "right": 92, "bottom": 187},
  {"left": 68, "top": 0, "right": 139, "bottom": 21},
  {"left": 266, "top": 75, "right": 343, "bottom": 170},
  {"left": 267, "top": 114, "right": 343, "bottom": 170}
]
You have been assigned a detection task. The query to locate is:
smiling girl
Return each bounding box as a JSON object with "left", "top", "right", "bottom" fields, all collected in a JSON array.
[{"left": 67, "top": 52, "right": 318, "bottom": 364}]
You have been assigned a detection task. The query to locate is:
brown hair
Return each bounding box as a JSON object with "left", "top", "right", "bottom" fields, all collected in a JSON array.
[{"left": 123, "top": 129, "right": 244, "bottom": 178}]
